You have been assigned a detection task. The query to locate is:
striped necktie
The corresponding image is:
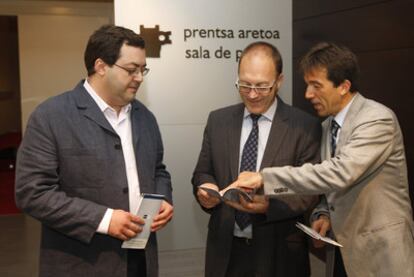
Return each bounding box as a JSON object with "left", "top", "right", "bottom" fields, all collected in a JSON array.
[
  {"left": 235, "top": 114, "right": 261, "bottom": 230},
  {"left": 330, "top": 119, "right": 340, "bottom": 157}
]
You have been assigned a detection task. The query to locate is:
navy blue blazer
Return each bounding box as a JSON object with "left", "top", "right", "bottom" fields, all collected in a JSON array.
[{"left": 192, "top": 98, "right": 321, "bottom": 277}]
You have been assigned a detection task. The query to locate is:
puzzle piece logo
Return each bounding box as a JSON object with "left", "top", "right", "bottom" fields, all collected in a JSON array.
[{"left": 139, "top": 25, "right": 172, "bottom": 58}]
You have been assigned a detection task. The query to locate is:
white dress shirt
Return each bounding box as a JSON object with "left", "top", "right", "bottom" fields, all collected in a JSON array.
[
  {"left": 83, "top": 80, "right": 141, "bottom": 234},
  {"left": 332, "top": 94, "right": 356, "bottom": 143}
]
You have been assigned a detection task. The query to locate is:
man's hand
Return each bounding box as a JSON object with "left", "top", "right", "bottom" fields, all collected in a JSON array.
[
  {"left": 237, "top": 194, "right": 269, "bottom": 214},
  {"left": 108, "top": 209, "right": 145, "bottom": 241},
  {"left": 311, "top": 215, "right": 331, "bottom": 248},
  {"left": 151, "top": 200, "right": 174, "bottom": 232},
  {"left": 197, "top": 183, "right": 221, "bottom": 209},
  {"left": 233, "top": 171, "right": 264, "bottom": 191}
]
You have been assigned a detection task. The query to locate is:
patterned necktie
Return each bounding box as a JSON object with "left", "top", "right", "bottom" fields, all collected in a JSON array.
[
  {"left": 330, "top": 119, "right": 340, "bottom": 157},
  {"left": 235, "top": 114, "right": 261, "bottom": 230}
]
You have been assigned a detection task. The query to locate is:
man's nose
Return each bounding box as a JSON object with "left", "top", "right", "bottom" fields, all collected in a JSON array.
[
  {"left": 133, "top": 71, "right": 144, "bottom": 82},
  {"left": 247, "top": 89, "right": 259, "bottom": 99},
  {"left": 305, "top": 87, "right": 314, "bottom": 99}
]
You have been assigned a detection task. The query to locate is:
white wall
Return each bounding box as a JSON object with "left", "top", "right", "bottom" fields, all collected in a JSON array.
[
  {"left": 19, "top": 14, "right": 111, "bottom": 129},
  {"left": 0, "top": 0, "right": 113, "bottom": 130},
  {"left": 115, "top": 0, "right": 293, "bottom": 251}
]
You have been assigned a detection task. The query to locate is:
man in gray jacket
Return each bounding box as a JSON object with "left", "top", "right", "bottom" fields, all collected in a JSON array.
[
  {"left": 15, "top": 25, "right": 173, "bottom": 277},
  {"left": 234, "top": 42, "right": 414, "bottom": 277}
]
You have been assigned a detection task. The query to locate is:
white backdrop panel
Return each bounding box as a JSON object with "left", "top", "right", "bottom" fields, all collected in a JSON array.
[
  {"left": 115, "top": 0, "right": 292, "bottom": 250},
  {"left": 115, "top": 0, "right": 292, "bottom": 125}
]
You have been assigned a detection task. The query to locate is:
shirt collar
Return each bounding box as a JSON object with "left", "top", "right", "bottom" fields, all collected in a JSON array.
[
  {"left": 334, "top": 94, "right": 356, "bottom": 127},
  {"left": 243, "top": 97, "right": 278, "bottom": 121},
  {"left": 83, "top": 79, "right": 131, "bottom": 114}
]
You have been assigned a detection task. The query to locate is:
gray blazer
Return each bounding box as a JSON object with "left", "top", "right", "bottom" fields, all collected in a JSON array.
[
  {"left": 15, "top": 81, "right": 172, "bottom": 277},
  {"left": 192, "top": 98, "right": 321, "bottom": 277},
  {"left": 262, "top": 93, "right": 414, "bottom": 277}
]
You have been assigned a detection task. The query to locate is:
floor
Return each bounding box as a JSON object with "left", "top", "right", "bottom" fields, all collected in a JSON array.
[{"left": 0, "top": 214, "right": 324, "bottom": 277}]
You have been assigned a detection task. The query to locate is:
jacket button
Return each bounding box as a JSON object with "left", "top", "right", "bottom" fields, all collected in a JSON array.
[
  {"left": 122, "top": 187, "right": 128, "bottom": 194},
  {"left": 114, "top": 144, "right": 122, "bottom": 150},
  {"left": 273, "top": 187, "right": 288, "bottom": 193}
]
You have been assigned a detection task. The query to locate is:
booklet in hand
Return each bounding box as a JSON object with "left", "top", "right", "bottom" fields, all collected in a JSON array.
[
  {"left": 199, "top": 186, "right": 253, "bottom": 204},
  {"left": 295, "top": 222, "right": 343, "bottom": 247},
  {"left": 122, "top": 193, "right": 164, "bottom": 250}
]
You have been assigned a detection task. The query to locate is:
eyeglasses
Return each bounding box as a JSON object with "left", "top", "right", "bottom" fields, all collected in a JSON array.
[
  {"left": 235, "top": 79, "right": 276, "bottom": 95},
  {"left": 113, "top": 64, "right": 150, "bottom": 77}
]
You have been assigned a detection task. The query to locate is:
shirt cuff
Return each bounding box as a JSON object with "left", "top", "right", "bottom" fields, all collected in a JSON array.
[
  {"left": 96, "top": 208, "right": 113, "bottom": 234},
  {"left": 310, "top": 211, "right": 330, "bottom": 223}
]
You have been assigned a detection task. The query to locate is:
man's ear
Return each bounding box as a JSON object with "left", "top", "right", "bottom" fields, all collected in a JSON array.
[
  {"left": 340, "top": 79, "right": 352, "bottom": 95},
  {"left": 276, "top": 73, "right": 284, "bottom": 90},
  {"left": 94, "top": 58, "right": 107, "bottom": 76}
]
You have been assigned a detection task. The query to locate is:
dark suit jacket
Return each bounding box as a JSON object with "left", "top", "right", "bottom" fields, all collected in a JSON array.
[
  {"left": 15, "top": 81, "right": 172, "bottom": 277},
  {"left": 192, "top": 98, "right": 321, "bottom": 277}
]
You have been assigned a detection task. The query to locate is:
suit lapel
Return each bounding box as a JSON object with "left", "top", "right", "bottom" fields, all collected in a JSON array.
[
  {"left": 229, "top": 104, "right": 244, "bottom": 181},
  {"left": 130, "top": 101, "right": 142, "bottom": 148},
  {"left": 260, "top": 98, "right": 289, "bottom": 169},
  {"left": 130, "top": 101, "right": 151, "bottom": 193},
  {"left": 336, "top": 93, "right": 364, "bottom": 151},
  {"left": 74, "top": 82, "right": 118, "bottom": 137}
]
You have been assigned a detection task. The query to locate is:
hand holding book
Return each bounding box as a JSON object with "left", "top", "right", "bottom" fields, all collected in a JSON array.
[
  {"left": 296, "top": 222, "right": 343, "bottom": 247},
  {"left": 199, "top": 186, "right": 253, "bottom": 204},
  {"left": 196, "top": 183, "right": 222, "bottom": 209}
]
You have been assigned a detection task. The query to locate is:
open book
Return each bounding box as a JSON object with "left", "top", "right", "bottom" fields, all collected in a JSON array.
[
  {"left": 199, "top": 186, "right": 253, "bottom": 204},
  {"left": 296, "top": 222, "right": 343, "bottom": 247}
]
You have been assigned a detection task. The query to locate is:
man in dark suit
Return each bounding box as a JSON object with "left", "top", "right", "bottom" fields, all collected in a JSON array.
[
  {"left": 192, "top": 42, "right": 321, "bottom": 277},
  {"left": 15, "top": 25, "right": 173, "bottom": 277}
]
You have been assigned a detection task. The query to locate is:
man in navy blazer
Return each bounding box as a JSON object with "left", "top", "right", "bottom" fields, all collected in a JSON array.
[
  {"left": 15, "top": 25, "right": 173, "bottom": 277},
  {"left": 192, "top": 42, "right": 321, "bottom": 277}
]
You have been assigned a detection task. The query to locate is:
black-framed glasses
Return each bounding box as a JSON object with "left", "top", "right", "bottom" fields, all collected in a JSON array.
[
  {"left": 114, "top": 64, "right": 150, "bottom": 76},
  {"left": 235, "top": 79, "right": 276, "bottom": 95}
]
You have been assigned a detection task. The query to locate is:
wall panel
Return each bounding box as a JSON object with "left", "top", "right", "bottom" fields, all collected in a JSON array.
[
  {"left": 294, "top": 0, "right": 391, "bottom": 20},
  {"left": 294, "top": 0, "right": 414, "bottom": 58}
]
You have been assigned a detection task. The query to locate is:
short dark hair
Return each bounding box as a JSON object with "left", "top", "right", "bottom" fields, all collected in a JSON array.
[
  {"left": 300, "top": 42, "right": 360, "bottom": 92},
  {"left": 238, "top": 41, "right": 283, "bottom": 75},
  {"left": 84, "top": 24, "right": 145, "bottom": 76}
]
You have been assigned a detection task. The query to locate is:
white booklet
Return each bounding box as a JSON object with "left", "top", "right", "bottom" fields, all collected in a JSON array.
[
  {"left": 295, "top": 222, "right": 343, "bottom": 247},
  {"left": 122, "top": 193, "right": 164, "bottom": 249}
]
